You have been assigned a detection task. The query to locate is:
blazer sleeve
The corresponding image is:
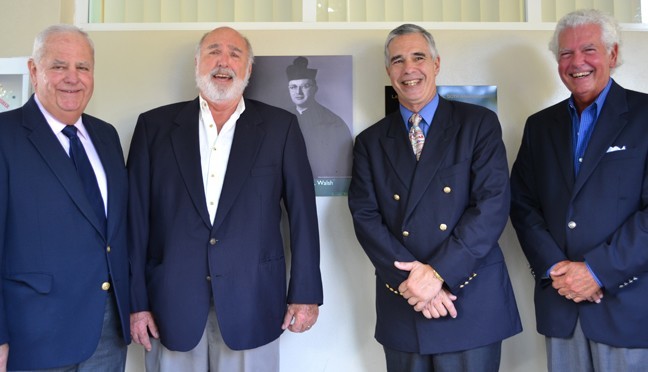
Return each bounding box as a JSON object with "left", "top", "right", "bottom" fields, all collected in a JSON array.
[
  {"left": 127, "top": 114, "right": 152, "bottom": 312},
  {"left": 281, "top": 115, "right": 323, "bottom": 305},
  {"left": 510, "top": 118, "right": 568, "bottom": 283},
  {"left": 586, "top": 208, "right": 648, "bottom": 295}
]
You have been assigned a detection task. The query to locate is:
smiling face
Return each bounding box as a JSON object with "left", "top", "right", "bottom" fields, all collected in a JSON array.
[
  {"left": 195, "top": 27, "right": 252, "bottom": 103},
  {"left": 29, "top": 31, "right": 94, "bottom": 125},
  {"left": 557, "top": 23, "right": 618, "bottom": 112},
  {"left": 386, "top": 32, "right": 440, "bottom": 113}
]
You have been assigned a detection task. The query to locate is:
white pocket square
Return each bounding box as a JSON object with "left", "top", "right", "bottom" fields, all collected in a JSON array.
[{"left": 606, "top": 145, "right": 626, "bottom": 153}]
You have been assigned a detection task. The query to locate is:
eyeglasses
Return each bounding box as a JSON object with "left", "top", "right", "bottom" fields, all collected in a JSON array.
[{"left": 288, "top": 83, "right": 314, "bottom": 91}]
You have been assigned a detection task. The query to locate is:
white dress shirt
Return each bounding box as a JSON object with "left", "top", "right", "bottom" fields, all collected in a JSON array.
[{"left": 198, "top": 95, "right": 245, "bottom": 224}]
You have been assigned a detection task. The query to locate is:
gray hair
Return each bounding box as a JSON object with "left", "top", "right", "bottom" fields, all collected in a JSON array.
[
  {"left": 549, "top": 9, "right": 622, "bottom": 68},
  {"left": 384, "top": 24, "right": 438, "bottom": 68},
  {"left": 32, "top": 24, "right": 94, "bottom": 64},
  {"left": 195, "top": 28, "right": 255, "bottom": 67}
]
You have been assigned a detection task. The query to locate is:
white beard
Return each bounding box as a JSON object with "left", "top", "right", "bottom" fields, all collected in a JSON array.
[{"left": 195, "top": 66, "right": 250, "bottom": 103}]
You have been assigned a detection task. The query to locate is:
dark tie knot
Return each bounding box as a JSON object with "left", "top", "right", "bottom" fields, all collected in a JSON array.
[{"left": 62, "top": 125, "right": 79, "bottom": 139}]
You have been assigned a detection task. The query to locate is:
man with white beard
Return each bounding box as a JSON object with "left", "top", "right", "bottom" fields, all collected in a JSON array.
[{"left": 127, "top": 27, "right": 323, "bottom": 372}]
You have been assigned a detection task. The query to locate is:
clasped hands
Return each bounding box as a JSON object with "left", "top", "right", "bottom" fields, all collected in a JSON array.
[
  {"left": 395, "top": 261, "right": 457, "bottom": 319},
  {"left": 550, "top": 260, "right": 603, "bottom": 303}
]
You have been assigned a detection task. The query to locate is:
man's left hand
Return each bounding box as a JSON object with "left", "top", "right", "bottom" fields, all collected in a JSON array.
[{"left": 282, "top": 304, "right": 319, "bottom": 333}]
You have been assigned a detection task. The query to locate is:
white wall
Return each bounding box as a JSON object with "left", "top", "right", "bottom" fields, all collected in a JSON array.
[
  {"left": 3, "top": 2, "right": 648, "bottom": 371},
  {"left": 87, "top": 27, "right": 648, "bottom": 372}
]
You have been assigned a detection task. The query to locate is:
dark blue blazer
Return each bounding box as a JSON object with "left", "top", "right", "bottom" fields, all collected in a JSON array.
[
  {"left": 127, "top": 97, "right": 322, "bottom": 352},
  {"left": 348, "top": 97, "right": 521, "bottom": 354},
  {"left": 511, "top": 81, "right": 648, "bottom": 347},
  {"left": 0, "top": 96, "right": 130, "bottom": 370}
]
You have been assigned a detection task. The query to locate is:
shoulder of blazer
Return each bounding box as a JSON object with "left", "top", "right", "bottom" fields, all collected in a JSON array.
[
  {"left": 240, "top": 98, "right": 297, "bottom": 132},
  {"left": 357, "top": 110, "right": 402, "bottom": 140},
  {"left": 139, "top": 98, "right": 199, "bottom": 120},
  {"left": 623, "top": 87, "right": 648, "bottom": 104},
  {"left": 243, "top": 98, "right": 294, "bottom": 120},
  {"left": 436, "top": 96, "right": 499, "bottom": 125},
  {"left": 81, "top": 112, "right": 117, "bottom": 135},
  {"left": 7, "top": 95, "right": 44, "bottom": 132},
  {"left": 606, "top": 80, "right": 648, "bottom": 114},
  {"left": 0, "top": 105, "right": 25, "bottom": 133},
  {"left": 526, "top": 97, "right": 570, "bottom": 128}
]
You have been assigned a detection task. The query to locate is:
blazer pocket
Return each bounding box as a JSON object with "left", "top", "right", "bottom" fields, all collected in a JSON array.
[
  {"left": 601, "top": 147, "right": 637, "bottom": 161},
  {"left": 250, "top": 165, "right": 279, "bottom": 177},
  {"left": 5, "top": 272, "right": 53, "bottom": 294},
  {"left": 259, "top": 254, "right": 285, "bottom": 265}
]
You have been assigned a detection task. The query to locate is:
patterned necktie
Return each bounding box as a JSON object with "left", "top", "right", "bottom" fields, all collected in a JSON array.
[
  {"left": 409, "top": 113, "right": 425, "bottom": 161},
  {"left": 62, "top": 125, "right": 106, "bottom": 232}
]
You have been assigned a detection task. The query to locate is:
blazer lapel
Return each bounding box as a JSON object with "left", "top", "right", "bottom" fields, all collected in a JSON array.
[
  {"left": 405, "top": 98, "right": 459, "bottom": 216},
  {"left": 212, "top": 99, "right": 265, "bottom": 232},
  {"left": 170, "top": 98, "right": 212, "bottom": 229},
  {"left": 23, "top": 97, "right": 107, "bottom": 238},
  {"left": 573, "top": 82, "right": 628, "bottom": 196},
  {"left": 380, "top": 112, "right": 416, "bottom": 188},
  {"left": 84, "top": 115, "right": 121, "bottom": 240},
  {"left": 547, "top": 102, "right": 575, "bottom": 193}
]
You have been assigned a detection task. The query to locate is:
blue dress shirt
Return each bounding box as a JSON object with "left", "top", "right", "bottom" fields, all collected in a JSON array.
[{"left": 399, "top": 93, "right": 439, "bottom": 136}]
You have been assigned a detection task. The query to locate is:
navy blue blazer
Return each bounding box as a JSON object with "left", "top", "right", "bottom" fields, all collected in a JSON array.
[
  {"left": 511, "top": 81, "right": 648, "bottom": 347},
  {"left": 0, "top": 96, "right": 130, "bottom": 370},
  {"left": 348, "top": 97, "right": 521, "bottom": 354},
  {"left": 127, "top": 97, "right": 322, "bottom": 352}
]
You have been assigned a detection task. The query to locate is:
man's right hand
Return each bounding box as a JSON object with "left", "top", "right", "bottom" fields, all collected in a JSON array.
[
  {"left": 0, "top": 343, "right": 8, "bottom": 372},
  {"left": 130, "top": 311, "right": 159, "bottom": 352},
  {"left": 395, "top": 261, "right": 443, "bottom": 311}
]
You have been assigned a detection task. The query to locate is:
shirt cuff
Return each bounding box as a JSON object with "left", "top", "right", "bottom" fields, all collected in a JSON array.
[{"left": 585, "top": 262, "right": 603, "bottom": 287}]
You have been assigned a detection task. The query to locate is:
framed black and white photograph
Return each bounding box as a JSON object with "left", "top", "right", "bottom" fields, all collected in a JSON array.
[{"left": 245, "top": 55, "right": 353, "bottom": 196}]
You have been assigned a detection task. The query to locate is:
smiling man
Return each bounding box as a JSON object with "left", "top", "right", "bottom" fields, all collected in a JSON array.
[
  {"left": 0, "top": 24, "right": 130, "bottom": 371},
  {"left": 348, "top": 24, "right": 521, "bottom": 372},
  {"left": 127, "top": 27, "right": 322, "bottom": 372},
  {"left": 510, "top": 9, "right": 648, "bottom": 371}
]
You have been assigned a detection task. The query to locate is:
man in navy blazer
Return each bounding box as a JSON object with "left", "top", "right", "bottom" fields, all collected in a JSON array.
[
  {"left": 511, "top": 9, "right": 648, "bottom": 370},
  {"left": 0, "top": 25, "right": 130, "bottom": 370},
  {"left": 348, "top": 24, "right": 521, "bottom": 371},
  {"left": 128, "top": 27, "right": 322, "bottom": 371}
]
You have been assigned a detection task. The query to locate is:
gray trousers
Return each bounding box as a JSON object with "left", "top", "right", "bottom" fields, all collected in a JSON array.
[
  {"left": 547, "top": 319, "right": 648, "bottom": 372},
  {"left": 145, "top": 305, "right": 279, "bottom": 372}
]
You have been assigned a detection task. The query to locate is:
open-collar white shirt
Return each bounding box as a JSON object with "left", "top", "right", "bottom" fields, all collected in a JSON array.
[{"left": 198, "top": 95, "right": 245, "bottom": 224}]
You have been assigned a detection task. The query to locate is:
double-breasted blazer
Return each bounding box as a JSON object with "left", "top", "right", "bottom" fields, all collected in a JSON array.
[{"left": 349, "top": 97, "right": 521, "bottom": 354}]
